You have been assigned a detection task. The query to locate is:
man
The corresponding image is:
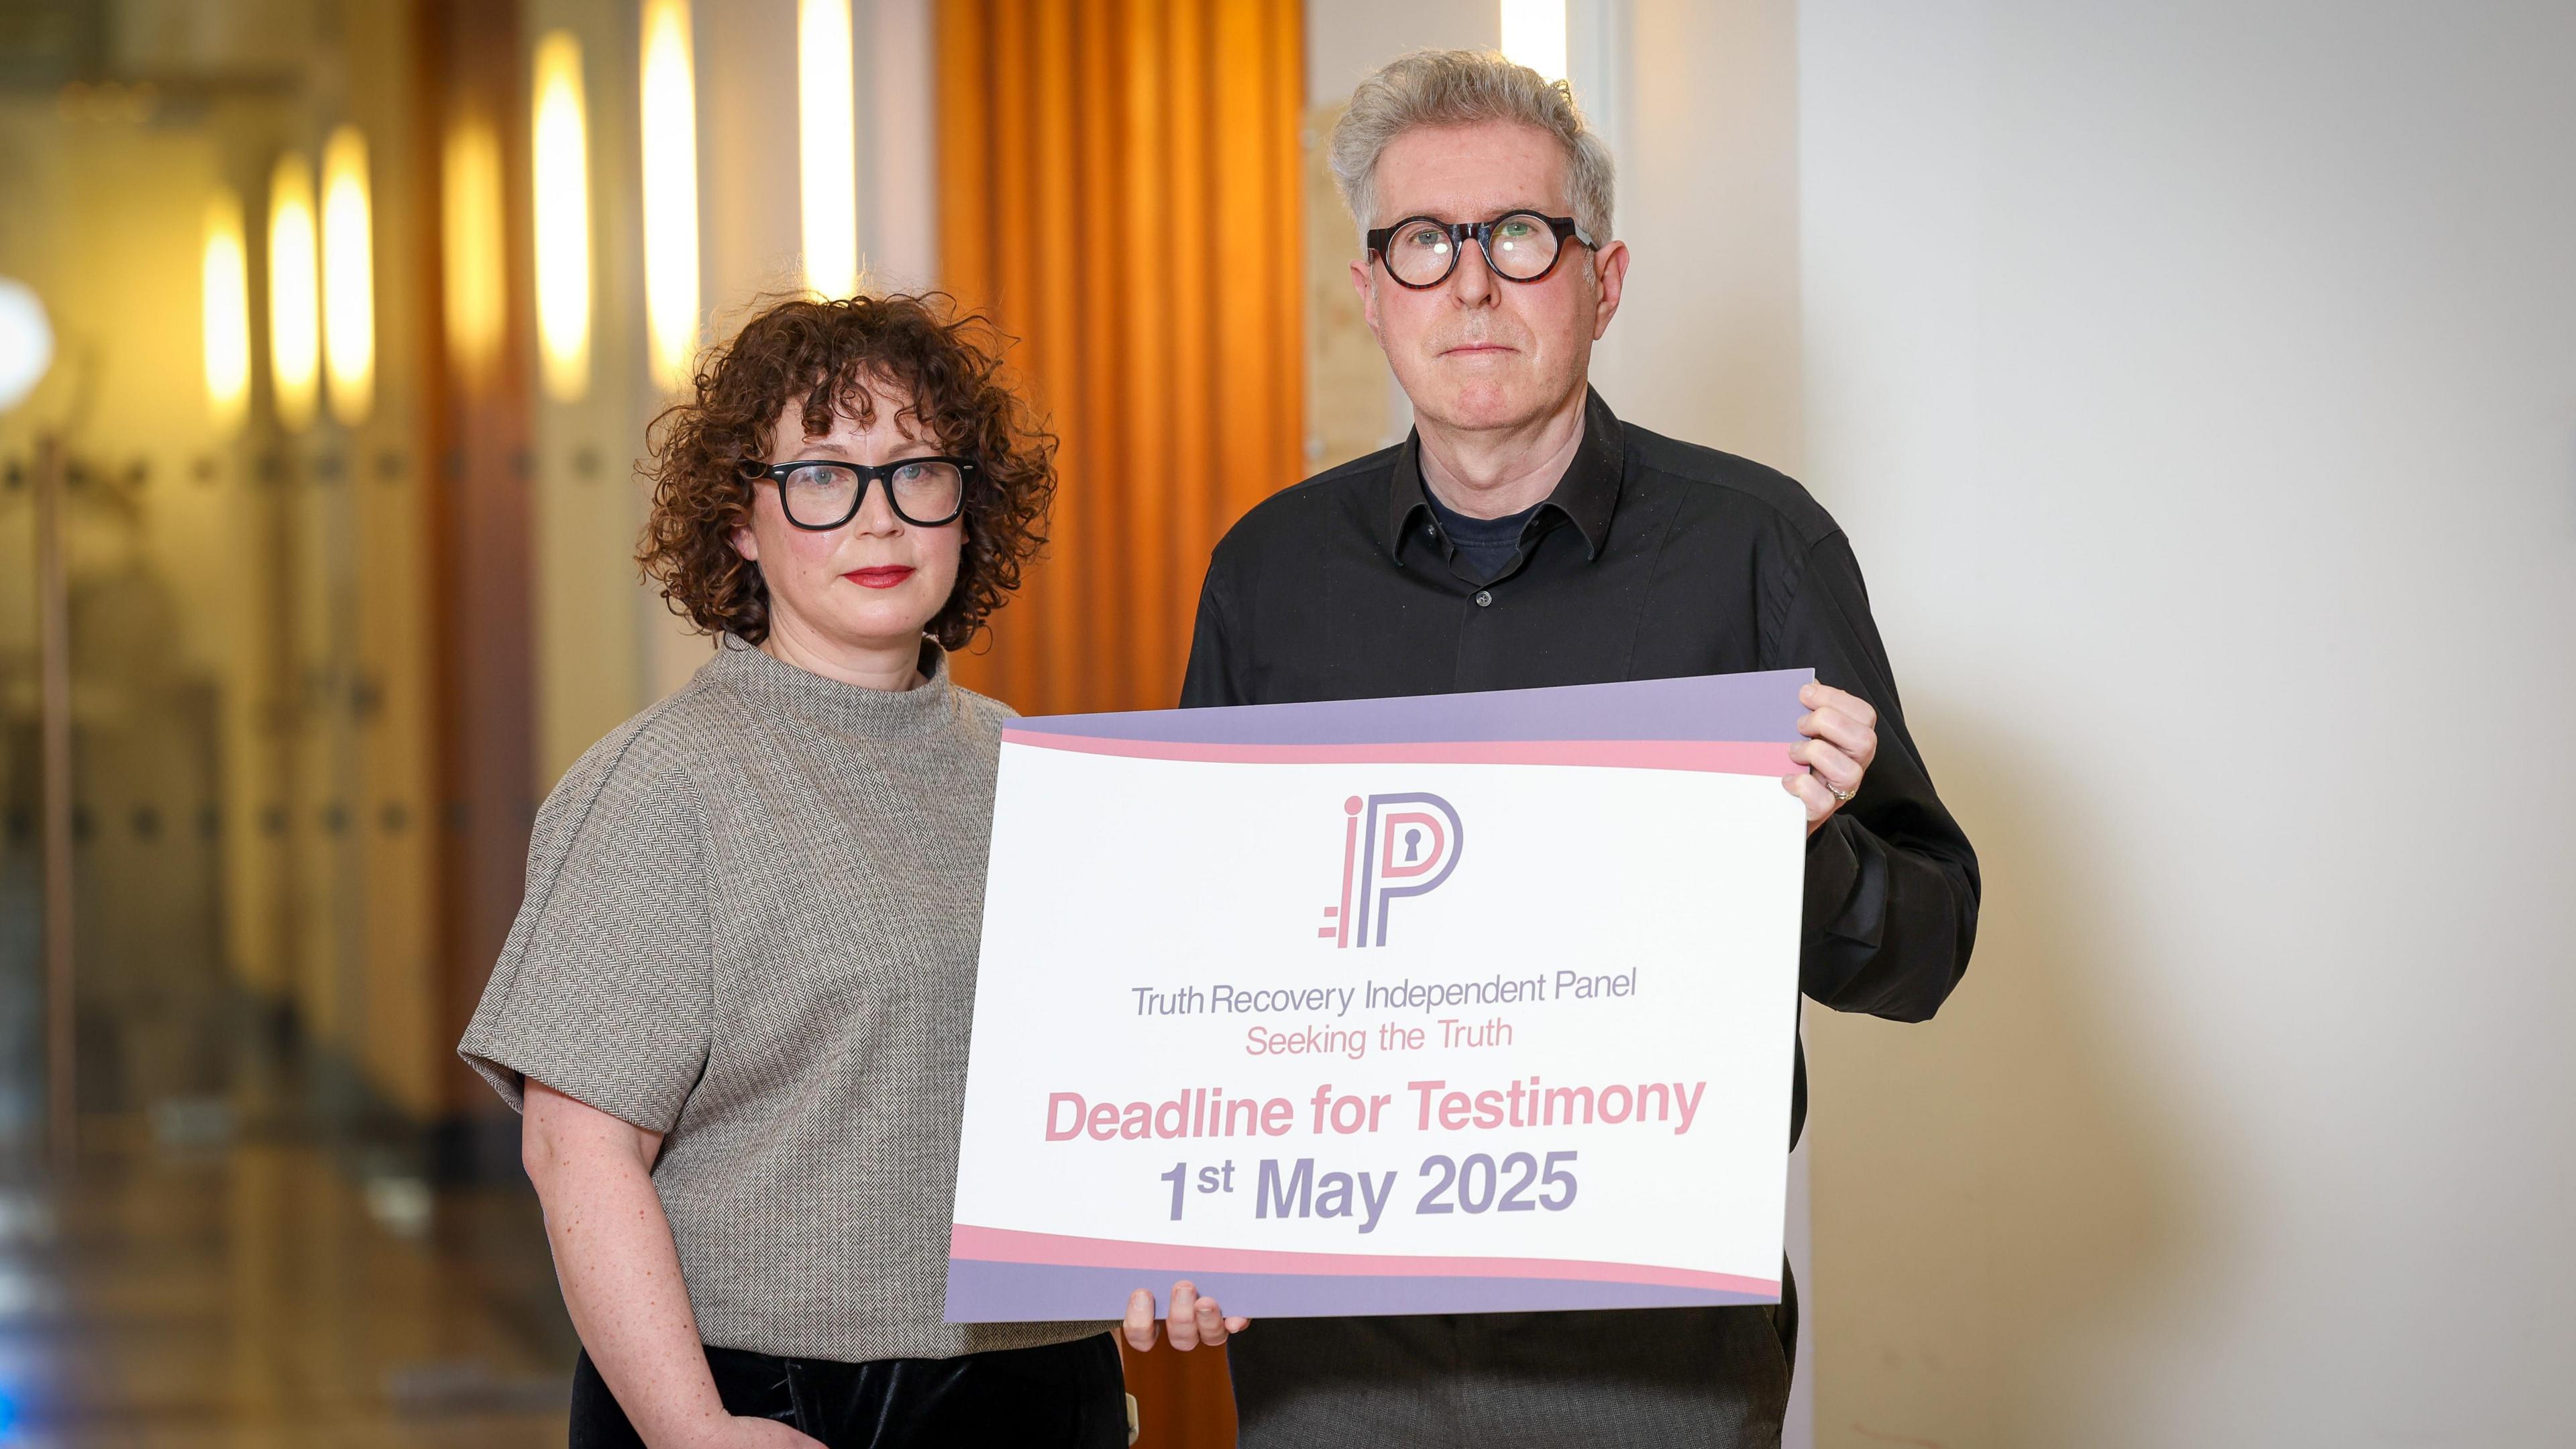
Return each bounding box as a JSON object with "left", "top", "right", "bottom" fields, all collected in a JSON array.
[{"left": 1126, "top": 49, "right": 1980, "bottom": 1448}]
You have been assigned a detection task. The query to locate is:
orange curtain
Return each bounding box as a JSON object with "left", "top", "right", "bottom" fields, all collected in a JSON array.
[
  {"left": 938, "top": 5, "right": 1302, "bottom": 1442},
  {"left": 937, "top": 0, "right": 1303, "bottom": 722}
]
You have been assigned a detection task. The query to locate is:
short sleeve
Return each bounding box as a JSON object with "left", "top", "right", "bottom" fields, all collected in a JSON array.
[{"left": 458, "top": 727, "right": 713, "bottom": 1133}]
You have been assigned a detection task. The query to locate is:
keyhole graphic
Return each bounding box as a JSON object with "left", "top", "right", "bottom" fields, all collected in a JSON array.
[{"left": 1403, "top": 828, "right": 1423, "bottom": 863}]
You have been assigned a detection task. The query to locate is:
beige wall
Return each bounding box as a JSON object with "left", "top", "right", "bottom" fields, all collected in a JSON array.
[
  {"left": 1587, "top": 0, "right": 1802, "bottom": 472},
  {"left": 1797, "top": 1, "right": 2576, "bottom": 1444},
  {"left": 1300, "top": 1, "right": 2576, "bottom": 1442}
]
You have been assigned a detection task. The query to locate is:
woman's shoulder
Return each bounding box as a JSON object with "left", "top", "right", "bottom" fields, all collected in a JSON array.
[
  {"left": 951, "top": 684, "right": 1020, "bottom": 734},
  {"left": 953, "top": 675, "right": 1020, "bottom": 722},
  {"left": 539, "top": 688, "right": 729, "bottom": 835}
]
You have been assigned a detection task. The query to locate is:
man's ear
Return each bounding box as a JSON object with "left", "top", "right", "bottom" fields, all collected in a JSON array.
[
  {"left": 1589, "top": 239, "right": 1631, "bottom": 341},
  {"left": 1348, "top": 257, "right": 1384, "bottom": 344}
]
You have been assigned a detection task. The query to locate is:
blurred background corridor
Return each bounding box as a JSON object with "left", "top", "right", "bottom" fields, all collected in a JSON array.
[
  {"left": 4, "top": 0, "right": 2574, "bottom": 1446},
  {"left": 0, "top": 0, "right": 1320, "bottom": 1440}
]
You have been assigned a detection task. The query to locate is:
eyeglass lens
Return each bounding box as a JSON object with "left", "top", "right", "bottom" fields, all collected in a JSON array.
[
  {"left": 779, "top": 460, "right": 965, "bottom": 527},
  {"left": 1384, "top": 212, "right": 1562, "bottom": 286}
]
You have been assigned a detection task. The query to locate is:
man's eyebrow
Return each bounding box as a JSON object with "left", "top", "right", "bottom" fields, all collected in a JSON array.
[{"left": 1383, "top": 203, "right": 1562, "bottom": 221}]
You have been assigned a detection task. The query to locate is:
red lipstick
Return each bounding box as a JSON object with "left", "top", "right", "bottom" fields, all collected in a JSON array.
[{"left": 845, "top": 566, "right": 916, "bottom": 590}]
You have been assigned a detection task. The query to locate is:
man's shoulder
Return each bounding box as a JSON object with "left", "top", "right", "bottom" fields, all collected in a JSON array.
[
  {"left": 1621, "top": 422, "right": 1842, "bottom": 547},
  {"left": 1207, "top": 444, "right": 1398, "bottom": 567}
]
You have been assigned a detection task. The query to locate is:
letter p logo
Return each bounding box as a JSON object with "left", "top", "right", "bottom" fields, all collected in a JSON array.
[{"left": 1318, "top": 791, "right": 1464, "bottom": 948}]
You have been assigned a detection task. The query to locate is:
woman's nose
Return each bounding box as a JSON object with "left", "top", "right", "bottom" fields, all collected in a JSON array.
[{"left": 852, "top": 482, "right": 905, "bottom": 535}]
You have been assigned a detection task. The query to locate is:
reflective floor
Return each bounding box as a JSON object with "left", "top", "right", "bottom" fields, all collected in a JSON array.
[{"left": 0, "top": 1128, "right": 576, "bottom": 1446}]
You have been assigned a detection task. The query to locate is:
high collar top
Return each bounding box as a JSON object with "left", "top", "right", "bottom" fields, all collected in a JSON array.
[{"left": 706, "top": 633, "right": 959, "bottom": 741}]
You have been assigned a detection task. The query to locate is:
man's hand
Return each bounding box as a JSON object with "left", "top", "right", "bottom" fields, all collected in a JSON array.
[
  {"left": 1122, "top": 1281, "right": 1248, "bottom": 1352},
  {"left": 1782, "top": 682, "right": 1878, "bottom": 834}
]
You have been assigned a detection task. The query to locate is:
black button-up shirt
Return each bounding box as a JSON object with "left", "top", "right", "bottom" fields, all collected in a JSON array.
[
  {"left": 1183, "top": 388, "right": 1979, "bottom": 1030},
  {"left": 1180, "top": 390, "right": 1980, "bottom": 1448}
]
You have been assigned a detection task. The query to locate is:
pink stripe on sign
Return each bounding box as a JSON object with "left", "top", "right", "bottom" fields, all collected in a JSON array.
[
  {"left": 1000, "top": 733, "right": 1798, "bottom": 777},
  {"left": 949, "top": 1224, "right": 1780, "bottom": 1298}
]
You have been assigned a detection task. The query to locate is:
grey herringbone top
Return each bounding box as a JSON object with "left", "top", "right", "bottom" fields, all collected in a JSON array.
[{"left": 459, "top": 636, "right": 1108, "bottom": 1362}]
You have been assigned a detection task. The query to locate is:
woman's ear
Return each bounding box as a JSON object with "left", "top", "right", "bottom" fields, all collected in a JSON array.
[{"left": 731, "top": 520, "right": 760, "bottom": 561}]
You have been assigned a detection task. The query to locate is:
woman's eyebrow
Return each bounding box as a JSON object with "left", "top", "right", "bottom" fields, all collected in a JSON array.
[{"left": 783, "top": 437, "right": 943, "bottom": 462}]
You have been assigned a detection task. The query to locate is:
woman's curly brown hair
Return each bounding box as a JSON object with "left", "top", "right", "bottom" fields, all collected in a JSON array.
[{"left": 639, "top": 292, "right": 1057, "bottom": 651}]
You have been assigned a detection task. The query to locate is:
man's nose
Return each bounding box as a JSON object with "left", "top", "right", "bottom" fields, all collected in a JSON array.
[{"left": 1446, "top": 235, "right": 1499, "bottom": 304}]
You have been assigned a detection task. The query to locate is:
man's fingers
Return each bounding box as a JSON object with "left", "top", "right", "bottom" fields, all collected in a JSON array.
[
  {"left": 1799, "top": 705, "right": 1877, "bottom": 766},
  {"left": 1195, "top": 1293, "right": 1231, "bottom": 1347},
  {"left": 1167, "top": 1281, "right": 1202, "bottom": 1351},
  {"left": 1790, "top": 738, "right": 1862, "bottom": 796},
  {"left": 1781, "top": 770, "right": 1835, "bottom": 824},
  {"left": 1799, "top": 681, "right": 1878, "bottom": 730},
  {"left": 1124, "top": 1289, "right": 1159, "bottom": 1352},
  {"left": 1224, "top": 1316, "right": 1250, "bottom": 1334}
]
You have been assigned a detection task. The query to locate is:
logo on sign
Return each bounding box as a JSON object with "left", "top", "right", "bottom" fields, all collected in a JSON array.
[{"left": 1318, "top": 792, "right": 1465, "bottom": 948}]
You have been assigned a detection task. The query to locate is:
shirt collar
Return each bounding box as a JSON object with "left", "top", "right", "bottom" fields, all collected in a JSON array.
[
  {"left": 1385, "top": 387, "right": 1627, "bottom": 568},
  {"left": 709, "top": 633, "right": 959, "bottom": 739}
]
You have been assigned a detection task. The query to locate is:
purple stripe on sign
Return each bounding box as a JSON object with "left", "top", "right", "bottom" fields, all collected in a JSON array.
[
  {"left": 949, "top": 1224, "right": 1779, "bottom": 1293},
  {"left": 943, "top": 1258, "right": 1778, "bottom": 1323},
  {"left": 1006, "top": 669, "right": 1813, "bottom": 748},
  {"left": 998, "top": 735, "right": 1801, "bottom": 777}
]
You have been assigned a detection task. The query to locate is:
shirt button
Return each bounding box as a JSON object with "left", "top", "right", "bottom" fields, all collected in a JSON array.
[{"left": 1474, "top": 590, "right": 1494, "bottom": 608}]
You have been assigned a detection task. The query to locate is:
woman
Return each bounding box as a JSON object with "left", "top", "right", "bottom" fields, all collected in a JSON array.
[{"left": 458, "top": 294, "right": 1232, "bottom": 1448}]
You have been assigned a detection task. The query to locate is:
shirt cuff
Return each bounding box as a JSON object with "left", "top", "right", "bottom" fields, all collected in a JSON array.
[{"left": 1802, "top": 816, "right": 1862, "bottom": 941}]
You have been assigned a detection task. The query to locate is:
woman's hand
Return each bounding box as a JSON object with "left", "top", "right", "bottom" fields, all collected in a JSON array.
[
  {"left": 688, "top": 1417, "right": 825, "bottom": 1449},
  {"left": 1122, "top": 1281, "right": 1248, "bottom": 1352},
  {"left": 526, "top": 1081, "right": 787, "bottom": 1449}
]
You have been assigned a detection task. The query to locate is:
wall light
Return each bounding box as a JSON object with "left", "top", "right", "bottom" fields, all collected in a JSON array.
[
  {"left": 798, "top": 0, "right": 858, "bottom": 299},
  {"left": 441, "top": 116, "right": 505, "bottom": 381},
  {"left": 0, "top": 277, "right": 52, "bottom": 413},
  {"left": 320, "top": 125, "right": 375, "bottom": 425},
  {"left": 1501, "top": 0, "right": 1568, "bottom": 85},
  {"left": 532, "top": 31, "right": 592, "bottom": 402},
  {"left": 641, "top": 0, "right": 700, "bottom": 392},
  {"left": 267, "top": 152, "right": 320, "bottom": 433},
  {"left": 202, "top": 190, "right": 250, "bottom": 435}
]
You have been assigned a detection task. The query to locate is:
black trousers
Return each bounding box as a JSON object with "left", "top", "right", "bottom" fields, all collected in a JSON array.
[{"left": 569, "top": 1333, "right": 1128, "bottom": 1449}]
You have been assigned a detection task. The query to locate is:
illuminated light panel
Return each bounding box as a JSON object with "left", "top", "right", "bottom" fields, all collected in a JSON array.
[
  {"left": 532, "top": 30, "right": 592, "bottom": 401},
  {"left": 267, "top": 152, "right": 320, "bottom": 433},
  {"left": 202, "top": 190, "right": 250, "bottom": 435},
  {"left": 320, "top": 124, "right": 375, "bottom": 425},
  {"left": 1501, "top": 0, "right": 1568, "bottom": 85},
  {"left": 640, "top": 0, "right": 701, "bottom": 391},
  {"left": 441, "top": 117, "right": 505, "bottom": 380},
  {"left": 797, "top": 0, "right": 857, "bottom": 299}
]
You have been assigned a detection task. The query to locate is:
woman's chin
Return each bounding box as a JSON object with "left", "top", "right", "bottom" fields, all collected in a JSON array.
[{"left": 816, "top": 603, "right": 941, "bottom": 655}]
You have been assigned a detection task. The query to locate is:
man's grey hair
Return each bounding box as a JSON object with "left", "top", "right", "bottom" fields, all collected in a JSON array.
[{"left": 1329, "top": 49, "right": 1616, "bottom": 249}]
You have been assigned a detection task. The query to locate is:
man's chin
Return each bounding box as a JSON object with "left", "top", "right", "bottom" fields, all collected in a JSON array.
[{"left": 1411, "top": 380, "right": 1558, "bottom": 435}]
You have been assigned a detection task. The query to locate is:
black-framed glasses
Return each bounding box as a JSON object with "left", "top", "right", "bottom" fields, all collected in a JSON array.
[
  {"left": 746, "top": 456, "right": 976, "bottom": 529},
  {"left": 1365, "top": 211, "right": 1597, "bottom": 289}
]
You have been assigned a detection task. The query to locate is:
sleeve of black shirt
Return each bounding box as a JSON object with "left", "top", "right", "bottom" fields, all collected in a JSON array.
[
  {"left": 1770, "top": 530, "right": 1980, "bottom": 1022},
  {"left": 1178, "top": 560, "right": 1246, "bottom": 708}
]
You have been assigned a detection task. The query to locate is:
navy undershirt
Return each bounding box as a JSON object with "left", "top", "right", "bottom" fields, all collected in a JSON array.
[{"left": 1420, "top": 486, "right": 1543, "bottom": 584}]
